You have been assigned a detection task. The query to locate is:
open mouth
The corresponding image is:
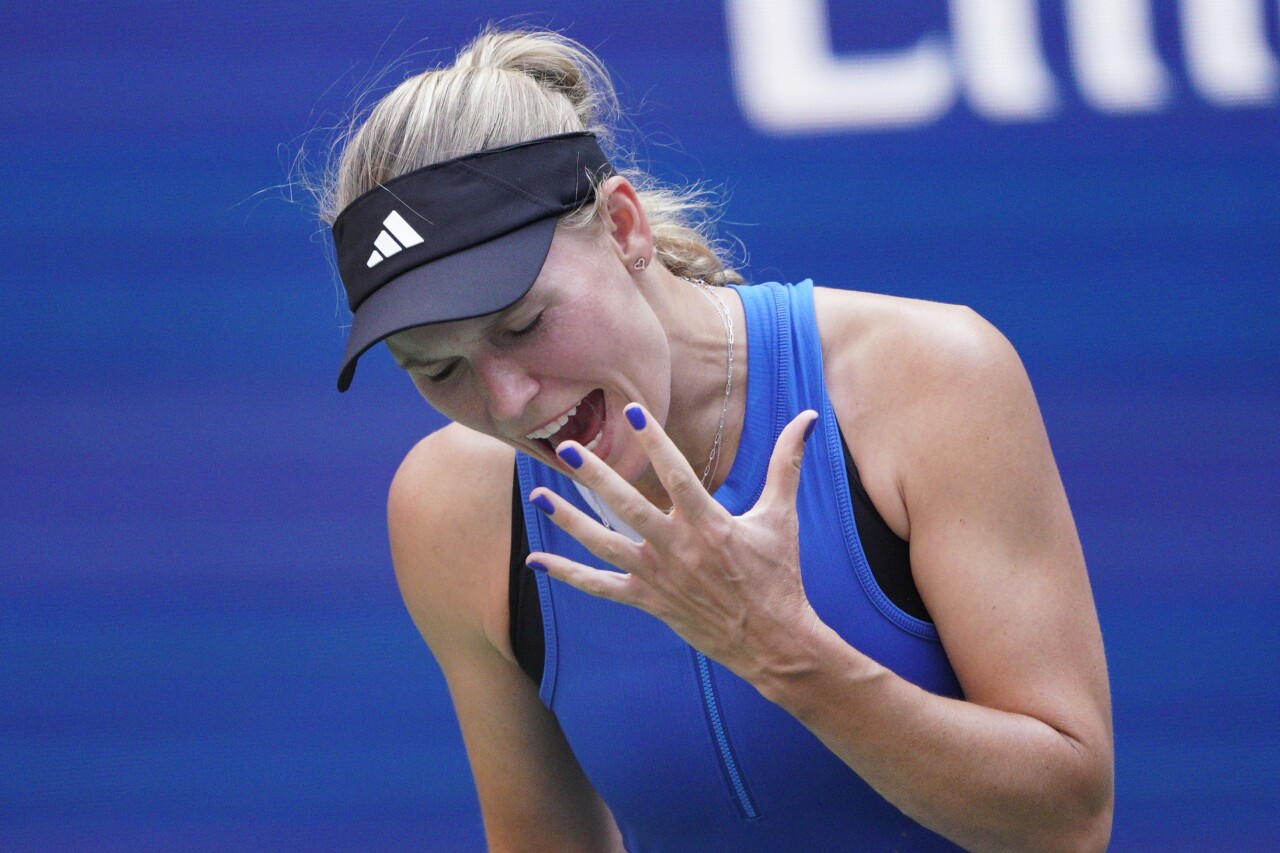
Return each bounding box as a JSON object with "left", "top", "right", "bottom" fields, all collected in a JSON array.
[{"left": 525, "top": 389, "right": 607, "bottom": 454}]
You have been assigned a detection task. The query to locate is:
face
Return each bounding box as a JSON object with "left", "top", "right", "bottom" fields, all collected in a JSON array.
[{"left": 386, "top": 227, "right": 672, "bottom": 482}]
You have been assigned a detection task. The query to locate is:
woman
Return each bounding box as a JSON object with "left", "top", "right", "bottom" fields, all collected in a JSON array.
[{"left": 320, "top": 27, "right": 1113, "bottom": 852}]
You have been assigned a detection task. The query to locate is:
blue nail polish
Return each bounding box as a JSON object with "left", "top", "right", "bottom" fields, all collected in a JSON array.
[
  {"left": 625, "top": 406, "right": 646, "bottom": 430},
  {"left": 558, "top": 445, "right": 584, "bottom": 469},
  {"left": 803, "top": 416, "right": 818, "bottom": 442},
  {"left": 527, "top": 560, "right": 548, "bottom": 573},
  {"left": 531, "top": 494, "right": 555, "bottom": 515}
]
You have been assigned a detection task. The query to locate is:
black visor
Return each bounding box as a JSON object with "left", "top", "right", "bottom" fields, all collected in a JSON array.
[{"left": 330, "top": 132, "right": 615, "bottom": 391}]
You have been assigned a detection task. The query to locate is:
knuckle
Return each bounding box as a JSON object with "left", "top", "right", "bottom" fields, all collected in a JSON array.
[
  {"left": 626, "top": 583, "right": 655, "bottom": 613},
  {"left": 617, "top": 493, "right": 651, "bottom": 522},
  {"left": 636, "top": 547, "right": 664, "bottom": 581},
  {"left": 665, "top": 468, "right": 700, "bottom": 498},
  {"left": 702, "top": 515, "right": 735, "bottom": 549},
  {"left": 633, "top": 583, "right": 667, "bottom": 619},
  {"left": 598, "top": 538, "right": 625, "bottom": 566},
  {"left": 581, "top": 574, "right": 612, "bottom": 599}
]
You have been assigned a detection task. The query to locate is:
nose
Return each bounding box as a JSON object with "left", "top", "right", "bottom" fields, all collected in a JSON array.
[{"left": 474, "top": 351, "right": 539, "bottom": 423}]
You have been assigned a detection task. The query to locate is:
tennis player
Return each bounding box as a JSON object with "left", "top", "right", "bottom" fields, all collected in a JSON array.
[{"left": 319, "top": 27, "right": 1113, "bottom": 852}]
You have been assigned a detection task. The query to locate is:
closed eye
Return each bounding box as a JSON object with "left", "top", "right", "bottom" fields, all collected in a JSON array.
[
  {"left": 419, "top": 360, "right": 459, "bottom": 383},
  {"left": 507, "top": 312, "right": 543, "bottom": 338}
]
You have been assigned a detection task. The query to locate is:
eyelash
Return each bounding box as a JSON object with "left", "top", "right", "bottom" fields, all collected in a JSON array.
[
  {"left": 509, "top": 313, "right": 543, "bottom": 338},
  {"left": 412, "top": 359, "right": 453, "bottom": 384},
  {"left": 420, "top": 313, "right": 542, "bottom": 383}
]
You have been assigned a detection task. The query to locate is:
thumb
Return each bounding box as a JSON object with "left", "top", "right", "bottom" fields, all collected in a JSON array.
[{"left": 758, "top": 410, "right": 818, "bottom": 513}]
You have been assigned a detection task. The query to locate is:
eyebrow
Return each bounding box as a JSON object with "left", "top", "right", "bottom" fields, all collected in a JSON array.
[
  {"left": 391, "top": 338, "right": 458, "bottom": 372},
  {"left": 396, "top": 351, "right": 445, "bottom": 371}
]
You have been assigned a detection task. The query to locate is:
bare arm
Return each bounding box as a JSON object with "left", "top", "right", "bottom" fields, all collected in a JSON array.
[
  {"left": 762, "top": 292, "right": 1114, "bottom": 851},
  {"left": 388, "top": 426, "right": 624, "bottom": 853}
]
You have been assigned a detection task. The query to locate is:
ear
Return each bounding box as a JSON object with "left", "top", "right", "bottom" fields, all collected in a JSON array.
[{"left": 599, "top": 175, "right": 654, "bottom": 272}]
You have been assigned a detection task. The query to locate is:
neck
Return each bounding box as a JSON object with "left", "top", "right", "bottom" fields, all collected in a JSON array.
[{"left": 636, "top": 272, "right": 747, "bottom": 507}]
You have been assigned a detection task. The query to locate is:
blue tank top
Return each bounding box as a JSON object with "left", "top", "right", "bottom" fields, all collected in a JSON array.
[{"left": 516, "top": 280, "right": 964, "bottom": 851}]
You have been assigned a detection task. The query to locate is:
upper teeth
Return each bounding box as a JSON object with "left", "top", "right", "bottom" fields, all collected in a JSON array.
[{"left": 526, "top": 403, "right": 579, "bottom": 441}]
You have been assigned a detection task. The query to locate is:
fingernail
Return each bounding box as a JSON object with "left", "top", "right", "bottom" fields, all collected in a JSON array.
[
  {"left": 803, "top": 416, "right": 818, "bottom": 442},
  {"left": 625, "top": 405, "right": 646, "bottom": 430},
  {"left": 531, "top": 494, "right": 555, "bottom": 515},
  {"left": 557, "top": 445, "right": 583, "bottom": 469},
  {"left": 527, "top": 560, "right": 548, "bottom": 573}
]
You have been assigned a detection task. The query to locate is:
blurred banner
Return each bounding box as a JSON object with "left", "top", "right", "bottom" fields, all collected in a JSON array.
[{"left": 3, "top": 2, "right": 1277, "bottom": 850}]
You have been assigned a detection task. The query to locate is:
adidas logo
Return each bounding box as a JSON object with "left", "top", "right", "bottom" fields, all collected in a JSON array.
[{"left": 366, "top": 210, "right": 424, "bottom": 267}]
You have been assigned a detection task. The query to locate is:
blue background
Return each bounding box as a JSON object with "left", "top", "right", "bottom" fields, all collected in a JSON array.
[{"left": 3, "top": 1, "right": 1276, "bottom": 849}]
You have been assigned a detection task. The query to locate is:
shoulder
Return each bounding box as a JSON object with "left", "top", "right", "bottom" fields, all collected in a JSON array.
[
  {"left": 812, "top": 286, "right": 1016, "bottom": 389},
  {"left": 811, "top": 286, "right": 1032, "bottom": 537},
  {"left": 390, "top": 421, "right": 517, "bottom": 508},
  {"left": 388, "top": 423, "right": 517, "bottom": 659}
]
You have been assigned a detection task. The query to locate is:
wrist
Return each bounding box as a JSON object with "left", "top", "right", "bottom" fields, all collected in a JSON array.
[{"left": 747, "top": 608, "right": 883, "bottom": 716}]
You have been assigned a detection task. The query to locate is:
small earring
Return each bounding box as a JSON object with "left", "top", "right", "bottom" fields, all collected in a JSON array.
[{"left": 632, "top": 257, "right": 648, "bottom": 271}]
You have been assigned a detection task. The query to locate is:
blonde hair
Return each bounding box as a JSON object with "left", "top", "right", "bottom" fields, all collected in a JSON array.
[{"left": 319, "top": 27, "right": 742, "bottom": 285}]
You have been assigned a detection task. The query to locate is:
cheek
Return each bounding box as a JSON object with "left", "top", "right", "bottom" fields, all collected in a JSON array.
[
  {"left": 407, "top": 373, "right": 433, "bottom": 402},
  {"left": 408, "top": 374, "right": 482, "bottom": 426},
  {"left": 554, "top": 304, "right": 668, "bottom": 388},
  {"left": 526, "top": 304, "right": 613, "bottom": 374}
]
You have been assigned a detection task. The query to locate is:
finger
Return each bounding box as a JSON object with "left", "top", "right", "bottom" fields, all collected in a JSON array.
[
  {"left": 528, "top": 487, "right": 645, "bottom": 572},
  {"left": 756, "top": 410, "right": 819, "bottom": 513},
  {"left": 553, "top": 439, "right": 667, "bottom": 540},
  {"left": 526, "top": 551, "right": 638, "bottom": 605},
  {"left": 620, "top": 403, "right": 721, "bottom": 523}
]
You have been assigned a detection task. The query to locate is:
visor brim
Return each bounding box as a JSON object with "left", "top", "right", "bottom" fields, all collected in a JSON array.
[{"left": 336, "top": 216, "right": 559, "bottom": 392}]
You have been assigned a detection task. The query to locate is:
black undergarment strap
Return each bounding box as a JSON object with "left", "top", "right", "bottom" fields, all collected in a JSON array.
[
  {"left": 837, "top": 426, "right": 931, "bottom": 622},
  {"left": 509, "top": 471, "right": 543, "bottom": 685}
]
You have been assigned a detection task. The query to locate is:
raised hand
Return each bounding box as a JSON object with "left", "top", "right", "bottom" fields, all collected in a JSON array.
[{"left": 527, "top": 404, "right": 823, "bottom": 681}]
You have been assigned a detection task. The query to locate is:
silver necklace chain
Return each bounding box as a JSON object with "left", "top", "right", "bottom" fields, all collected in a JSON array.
[{"left": 684, "top": 277, "right": 734, "bottom": 494}]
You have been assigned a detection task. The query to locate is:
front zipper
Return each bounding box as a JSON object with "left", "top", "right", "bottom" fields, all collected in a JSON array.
[{"left": 694, "top": 650, "right": 761, "bottom": 819}]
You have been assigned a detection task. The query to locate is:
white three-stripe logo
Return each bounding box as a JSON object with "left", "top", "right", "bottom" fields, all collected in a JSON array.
[{"left": 366, "top": 210, "right": 424, "bottom": 268}]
